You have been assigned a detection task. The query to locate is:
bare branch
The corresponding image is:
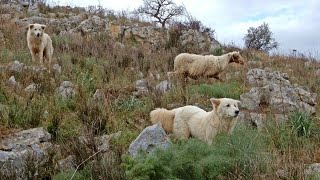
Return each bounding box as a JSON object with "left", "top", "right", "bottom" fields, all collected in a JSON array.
[{"left": 135, "top": 0, "right": 186, "bottom": 28}]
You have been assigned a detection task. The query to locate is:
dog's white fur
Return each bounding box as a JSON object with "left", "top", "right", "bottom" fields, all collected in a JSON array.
[
  {"left": 169, "top": 51, "right": 244, "bottom": 81},
  {"left": 27, "top": 23, "right": 53, "bottom": 65},
  {"left": 150, "top": 98, "right": 240, "bottom": 144}
]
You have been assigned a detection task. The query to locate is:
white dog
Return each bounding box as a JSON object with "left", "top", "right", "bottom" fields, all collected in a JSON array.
[
  {"left": 150, "top": 98, "right": 241, "bottom": 145},
  {"left": 27, "top": 23, "right": 53, "bottom": 65}
]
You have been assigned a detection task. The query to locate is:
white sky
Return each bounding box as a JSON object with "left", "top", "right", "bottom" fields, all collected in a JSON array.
[{"left": 51, "top": 0, "right": 320, "bottom": 57}]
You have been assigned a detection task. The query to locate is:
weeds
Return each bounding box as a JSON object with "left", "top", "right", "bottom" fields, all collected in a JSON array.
[
  {"left": 123, "top": 125, "right": 270, "bottom": 179},
  {"left": 0, "top": 1, "right": 319, "bottom": 179},
  {"left": 190, "top": 81, "right": 244, "bottom": 99},
  {"left": 289, "top": 112, "right": 314, "bottom": 137}
]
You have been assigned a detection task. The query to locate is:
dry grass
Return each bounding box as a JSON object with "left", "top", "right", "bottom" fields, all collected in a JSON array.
[{"left": 0, "top": 2, "right": 319, "bottom": 179}]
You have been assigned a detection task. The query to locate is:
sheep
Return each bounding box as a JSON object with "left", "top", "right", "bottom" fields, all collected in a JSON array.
[{"left": 169, "top": 51, "right": 244, "bottom": 81}]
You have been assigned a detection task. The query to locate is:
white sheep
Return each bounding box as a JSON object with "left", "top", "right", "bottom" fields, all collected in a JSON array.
[{"left": 169, "top": 51, "right": 244, "bottom": 81}]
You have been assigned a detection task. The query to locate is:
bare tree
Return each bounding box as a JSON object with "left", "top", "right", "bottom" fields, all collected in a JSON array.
[
  {"left": 243, "top": 22, "right": 278, "bottom": 52},
  {"left": 135, "top": 0, "right": 186, "bottom": 28}
]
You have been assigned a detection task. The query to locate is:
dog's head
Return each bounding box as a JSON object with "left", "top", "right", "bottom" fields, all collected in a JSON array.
[
  {"left": 28, "top": 24, "right": 46, "bottom": 38},
  {"left": 228, "top": 51, "right": 245, "bottom": 65},
  {"left": 210, "top": 98, "right": 241, "bottom": 119}
]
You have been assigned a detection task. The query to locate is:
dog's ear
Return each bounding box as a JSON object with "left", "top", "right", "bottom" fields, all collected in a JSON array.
[
  {"left": 210, "top": 98, "right": 220, "bottom": 107},
  {"left": 236, "top": 100, "right": 241, "bottom": 106},
  {"left": 232, "top": 52, "right": 239, "bottom": 58},
  {"left": 41, "top": 25, "right": 46, "bottom": 30},
  {"left": 29, "top": 24, "right": 34, "bottom": 29}
]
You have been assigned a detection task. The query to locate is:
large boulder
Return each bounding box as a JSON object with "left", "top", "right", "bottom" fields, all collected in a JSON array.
[
  {"left": 0, "top": 127, "right": 53, "bottom": 179},
  {"left": 124, "top": 26, "right": 167, "bottom": 50},
  {"left": 180, "top": 29, "right": 211, "bottom": 51},
  {"left": 69, "top": 15, "right": 109, "bottom": 35},
  {"left": 239, "top": 68, "right": 317, "bottom": 128},
  {"left": 128, "top": 123, "right": 171, "bottom": 157}
]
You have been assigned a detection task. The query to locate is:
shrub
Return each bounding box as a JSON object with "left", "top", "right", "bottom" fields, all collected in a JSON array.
[
  {"left": 211, "top": 46, "right": 223, "bottom": 56},
  {"left": 122, "top": 125, "right": 270, "bottom": 179}
]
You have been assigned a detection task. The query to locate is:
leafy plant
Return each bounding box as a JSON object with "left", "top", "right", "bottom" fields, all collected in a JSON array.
[
  {"left": 122, "top": 125, "right": 270, "bottom": 179},
  {"left": 211, "top": 46, "right": 223, "bottom": 56},
  {"left": 289, "top": 112, "right": 314, "bottom": 137}
]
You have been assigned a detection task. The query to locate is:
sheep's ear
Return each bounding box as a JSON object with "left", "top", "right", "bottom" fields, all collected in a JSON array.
[
  {"left": 41, "top": 25, "right": 46, "bottom": 30},
  {"left": 29, "top": 24, "right": 34, "bottom": 29},
  {"left": 210, "top": 98, "right": 220, "bottom": 107}
]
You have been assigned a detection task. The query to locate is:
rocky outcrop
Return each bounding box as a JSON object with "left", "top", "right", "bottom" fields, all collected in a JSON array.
[
  {"left": 0, "top": 127, "right": 53, "bottom": 179},
  {"left": 180, "top": 29, "right": 211, "bottom": 51},
  {"left": 68, "top": 15, "right": 109, "bottom": 35},
  {"left": 128, "top": 123, "right": 171, "bottom": 157},
  {"left": 239, "top": 68, "right": 317, "bottom": 128}
]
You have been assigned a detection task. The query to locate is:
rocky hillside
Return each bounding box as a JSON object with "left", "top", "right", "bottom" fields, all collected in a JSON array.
[{"left": 0, "top": 1, "right": 320, "bottom": 179}]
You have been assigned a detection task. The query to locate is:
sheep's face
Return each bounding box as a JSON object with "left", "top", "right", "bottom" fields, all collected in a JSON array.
[
  {"left": 229, "top": 52, "right": 244, "bottom": 65},
  {"left": 210, "top": 98, "right": 241, "bottom": 119}
]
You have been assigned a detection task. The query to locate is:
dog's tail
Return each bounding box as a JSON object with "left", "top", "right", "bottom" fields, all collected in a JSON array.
[{"left": 150, "top": 108, "right": 175, "bottom": 133}]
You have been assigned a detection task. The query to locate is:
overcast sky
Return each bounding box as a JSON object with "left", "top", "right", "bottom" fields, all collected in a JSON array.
[{"left": 52, "top": 0, "right": 320, "bottom": 57}]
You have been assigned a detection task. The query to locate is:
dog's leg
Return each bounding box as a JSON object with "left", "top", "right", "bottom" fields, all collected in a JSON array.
[
  {"left": 45, "top": 49, "right": 52, "bottom": 72},
  {"left": 39, "top": 49, "right": 44, "bottom": 65},
  {"left": 30, "top": 50, "right": 36, "bottom": 62},
  {"left": 173, "top": 120, "right": 190, "bottom": 140}
]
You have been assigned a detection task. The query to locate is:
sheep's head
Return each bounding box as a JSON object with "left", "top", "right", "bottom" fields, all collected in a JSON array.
[{"left": 229, "top": 52, "right": 244, "bottom": 65}]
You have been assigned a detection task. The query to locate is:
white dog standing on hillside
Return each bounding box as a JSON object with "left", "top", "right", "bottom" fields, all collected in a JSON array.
[
  {"left": 150, "top": 98, "right": 241, "bottom": 145},
  {"left": 27, "top": 23, "right": 53, "bottom": 66}
]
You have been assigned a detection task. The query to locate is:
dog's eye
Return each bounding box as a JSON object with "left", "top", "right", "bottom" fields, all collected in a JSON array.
[{"left": 226, "top": 104, "right": 230, "bottom": 107}]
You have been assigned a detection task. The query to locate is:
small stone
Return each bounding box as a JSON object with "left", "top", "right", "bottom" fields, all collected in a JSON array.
[{"left": 24, "top": 83, "right": 39, "bottom": 92}]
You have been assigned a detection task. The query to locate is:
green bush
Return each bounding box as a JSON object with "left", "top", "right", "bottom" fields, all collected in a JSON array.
[
  {"left": 122, "top": 125, "right": 270, "bottom": 180},
  {"left": 190, "top": 82, "right": 244, "bottom": 99},
  {"left": 211, "top": 46, "right": 224, "bottom": 56}
]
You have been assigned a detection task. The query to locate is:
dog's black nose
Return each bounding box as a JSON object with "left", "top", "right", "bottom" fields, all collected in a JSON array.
[{"left": 235, "top": 110, "right": 239, "bottom": 114}]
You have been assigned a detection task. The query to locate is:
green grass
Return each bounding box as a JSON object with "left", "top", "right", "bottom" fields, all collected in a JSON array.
[
  {"left": 6, "top": 97, "right": 44, "bottom": 128},
  {"left": 289, "top": 112, "right": 314, "bottom": 137},
  {"left": 190, "top": 81, "right": 244, "bottom": 99},
  {"left": 122, "top": 125, "right": 270, "bottom": 180}
]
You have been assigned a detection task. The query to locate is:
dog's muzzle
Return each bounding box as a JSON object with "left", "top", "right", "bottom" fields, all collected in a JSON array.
[{"left": 233, "top": 110, "right": 240, "bottom": 117}]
